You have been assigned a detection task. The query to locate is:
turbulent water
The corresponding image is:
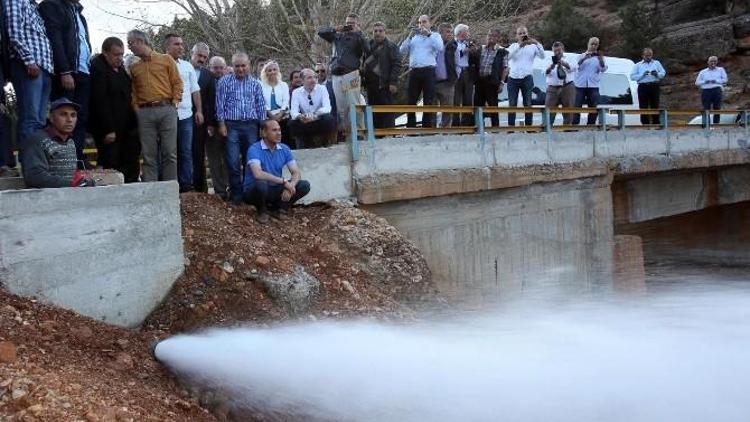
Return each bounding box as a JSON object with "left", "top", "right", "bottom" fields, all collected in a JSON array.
[{"left": 155, "top": 281, "right": 750, "bottom": 421}]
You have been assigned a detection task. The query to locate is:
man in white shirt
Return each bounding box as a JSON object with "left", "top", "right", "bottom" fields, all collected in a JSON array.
[
  {"left": 165, "top": 33, "right": 203, "bottom": 192},
  {"left": 289, "top": 68, "right": 335, "bottom": 148},
  {"left": 544, "top": 41, "right": 576, "bottom": 126},
  {"left": 630, "top": 47, "right": 667, "bottom": 125},
  {"left": 506, "top": 26, "right": 545, "bottom": 126},
  {"left": 695, "top": 56, "right": 728, "bottom": 125}
]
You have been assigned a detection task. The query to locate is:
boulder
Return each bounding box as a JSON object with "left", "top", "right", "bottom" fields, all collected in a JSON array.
[
  {"left": 257, "top": 266, "right": 320, "bottom": 315},
  {"left": 656, "top": 15, "right": 737, "bottom": 63}
]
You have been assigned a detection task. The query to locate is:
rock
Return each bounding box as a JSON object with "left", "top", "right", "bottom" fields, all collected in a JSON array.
[
  {"left": 71, "top": 325, "right": 93, "bottom": 340},
  {"left": 734, "top": 13, "right": 750, "bottom": 38},
  {"left": 655, "top": 15, "right": 737, "bottom": 63},
  {"left": 221, "top": 262, "right": 235, "bottom": 274},
  {"left": 258, "top": 266, "right": 320, "bottom": 315},
  {"left": 0, "top": 341, "right": 17, "bottom": 363},
  {"left": 26, "top": 404, "right": 44, "bottom": 416},
  {"left": 115, "top": 339, "right": 130, "bottom": 350},
  {"left": 209, "top": 266, "right": 228, "bottom": 282},
  {"left": 255, "top": 256, "right": 271, "bottom": 267},
  {"left": 11, "top": 388, "right": 27, "bottom": 400}
]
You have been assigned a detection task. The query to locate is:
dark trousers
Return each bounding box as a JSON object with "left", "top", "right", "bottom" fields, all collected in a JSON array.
[
  {"left": 637, "top": 83, "right": 661, "bottom": 125},
  {"left": 193, "top": 122, "right": 208, "bottom": 192},
  {"left": 452, "top": 70, "right": 474, "bottom": 126},
  {"left": 701, "top": 87, "right": 723, "bottom": 124},
  {"left": 243, "top": 180, "right": 311, "bottom": 213},
  {"left": 366, "top": 85, "right": 395, "bottom": 129},
  {"left": 51, "top": 72, "right": 90, "bottom": 163},
  {"left": 94, "top": 129, "right": 141, "bottom": 183},
  {"left": 573, "top": 87, "right": 600, "bottom": 125},
  {"left": 225, "top": 119, "right": 259, "bottom": 201},
  {"left": 474, "top": 76, "right": 500, "bottom": 127},
  {"left": 507, "top": 75, "right": 534, "bottom": 126},
  {"left": 288, "top": 114, "right": 336, "bottom": 149},
  {"left": 407, "top": 67, "right": 436, "bottom": 128}
]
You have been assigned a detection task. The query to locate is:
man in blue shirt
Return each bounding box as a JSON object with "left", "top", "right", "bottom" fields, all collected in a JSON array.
[
  {"left": 399, "top": 15, "right": 443, "bottom": 128},
  {"left": 629, "top": 47, "right": 666, "bottom": 125},
  {"left": 216, "top": 52, "right": 266, "bottom": 204},
  {"left": 243, "top": 119, "right": 311, "bottom": 223}
]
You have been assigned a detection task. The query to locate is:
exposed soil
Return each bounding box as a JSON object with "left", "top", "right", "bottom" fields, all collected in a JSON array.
[{"left": 1, "top": 193, "right": 437, "bottom": 420}]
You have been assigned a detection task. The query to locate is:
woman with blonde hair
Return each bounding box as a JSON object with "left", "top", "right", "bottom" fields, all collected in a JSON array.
[{"left": 260, "top": 61, "right": 290, "bottom": 119}]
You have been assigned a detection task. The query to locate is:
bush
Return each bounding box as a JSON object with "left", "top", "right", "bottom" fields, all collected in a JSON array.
[
  {"left": 534, "top": 0, "right": 603, "bottom": 52},
  {"left": 618, "top": 0, "right": 661, "bottom": 60}
]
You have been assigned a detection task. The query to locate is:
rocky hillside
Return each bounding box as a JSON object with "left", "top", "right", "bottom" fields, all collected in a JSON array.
[{"left": 1, "top": 194, "right": 438, "bottom": 420}]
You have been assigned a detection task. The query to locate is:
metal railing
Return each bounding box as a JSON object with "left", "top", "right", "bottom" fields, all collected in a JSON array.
[{"left": 348, "top": 105, "right": 749, "bottom": 161}]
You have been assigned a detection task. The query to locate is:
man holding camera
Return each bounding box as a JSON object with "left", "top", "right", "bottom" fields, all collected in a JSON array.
[
  {"left": 473, "top": 29, "right": 508, "bottom": 127},
  {"left": 630, "top": 47, "right": 666, "bottom": 125},
  {"left": 452, "top": 24, "right": 478, "bottom": 126},
  {"left": 573, "top": 37, "right": 607, "bottom": 126},
  {"left": 545, "top": 41, "right": 576, "bottom": 126},
  {"left": 507, "top": 26, "right": 545, "bottom": 127},
  {"left": 399, "top": 15, "right": 443, "bottom": 127},
  {"left": 363, "top": 22, "right": 401, "bottom": 129},
  {"left": 695, "top": 56, "right": 728, "bottom": 125},
  {"left": 318, "top": 13, "right": 370, "bottom": 141}
]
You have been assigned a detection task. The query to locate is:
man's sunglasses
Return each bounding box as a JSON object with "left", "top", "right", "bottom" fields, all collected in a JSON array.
[{"left": 308, "top": 94, "right": 313, "bottom": 106}]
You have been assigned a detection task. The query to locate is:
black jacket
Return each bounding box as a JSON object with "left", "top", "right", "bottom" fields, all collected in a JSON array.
[
  {"left": 441, "top": 40, "right": 458, "bottom": 83},
  {"left": 318, "top": 26, "right": 370, "bottom": 75},
  {"left": 38, "top": 0, "right": 91, "bottom": 75},
  {"left": 472, "top": 45, "right": 508, "bottom": 86},
  {"left": 195, "top": 66, "right": 216, "bottom": 126},
  {"left": 88, "top": 55, "right": 135, "bottom": 138},
  {"left": 363, "top": 38, "right": 400, "bottom": 90}
]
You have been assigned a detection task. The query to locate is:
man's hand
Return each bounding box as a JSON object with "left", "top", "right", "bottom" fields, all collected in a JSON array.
[
  {"left": 389, "top": 84, "right": 398, "bottom": 94},
  {"left": 218, "top": 123, "right": 227, "bottom": 137},
  {"left": 207, "top": 126, "right": 215, "bottom": 137},
  {"left": 546, "top": 63, "right": 555, "bottom": 74},
  {"left": 103, "top": 132, "right": 116, "bottom": 144},
  {"left": 26, "top": 63, "right": 40, "bottom": 78},
  {"left": 281, "top": 189, "right": 292, "bottom": 202},
  {"left": 282, "top": 180, "right": 296, "bottom": 199},
  {"left": 194, "top": 111, "right": 204, "bottom": 125},
  {"left": 61, "top": 74, "right": 75, "bottom": 91},
  {"left": 419, "top": 27, "right": 430, "bottom": 36}
]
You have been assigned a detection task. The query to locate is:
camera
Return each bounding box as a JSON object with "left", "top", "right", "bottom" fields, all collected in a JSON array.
[
  {"left": 342, "top": 24, "right": 353, "bottom": 31},
  {"left": 552, "top": 55, "right": 560, "bottom": 64},
  {"left": 522, "top": 35, "right": 529, "bottom": 41}
]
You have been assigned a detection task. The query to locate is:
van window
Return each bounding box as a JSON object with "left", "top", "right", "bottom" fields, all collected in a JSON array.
[{"left": 499, "top": 70, "right": 634, "bottom": 106}]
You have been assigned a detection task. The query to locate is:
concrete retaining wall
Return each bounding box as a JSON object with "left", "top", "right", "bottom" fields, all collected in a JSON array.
[
  {"left": 0, "top": 182, "right": 184, "bottom": 327},
  {"left": 286, "top": 144, "right": 353, "bottom": 204},
  {"left": 364, "top": 177, "right": 614, "bottom": 303}
]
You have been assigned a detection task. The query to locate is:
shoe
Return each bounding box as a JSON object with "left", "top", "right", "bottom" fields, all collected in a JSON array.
[
  {"left": 256, "top": 212, "right": 270, "bottom": 223},
  {"left": 0, "top": 166, "right": 20, "bottom": 178},
  {"left": 231, "top": 196, "right": 243, "bottom": 206},
  {"left": 268, "top": 209, "right": 288, "bottom": 221}
]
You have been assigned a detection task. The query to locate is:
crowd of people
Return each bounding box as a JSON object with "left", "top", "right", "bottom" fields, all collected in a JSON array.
[{"left": 0, "top": 3, "right": 734, "bottom": 219}]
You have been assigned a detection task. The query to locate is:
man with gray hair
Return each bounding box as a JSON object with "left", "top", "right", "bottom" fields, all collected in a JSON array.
[
  {"left": 205, "top": 55, "right": 230, "bottom": 199},
  {"left": 127, "top": 29, "right": 183, "bottom": 182},
  {"left": 452, "top": 23, "right": 478, "bottom": 127},
  {"left": 215, "top": 52, "right": 266, "bottom": 204},
  {"left": 695, "top": 55, "right": 727, "bottom": 125},
  {"left": 191, "top": 42, "right": 215, "bottom": 193},
  {"left": 545, "top": 41, "right": 576, "bottom": 126}
]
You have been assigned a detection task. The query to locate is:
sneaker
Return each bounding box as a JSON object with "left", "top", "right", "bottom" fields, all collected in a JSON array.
[{"left": 255, "top": 212, "right": 270, "bottom": 223}]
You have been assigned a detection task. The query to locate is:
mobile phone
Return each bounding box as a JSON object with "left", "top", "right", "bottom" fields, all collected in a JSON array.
[{"left": 342, "top": 24, "right": 353, "bottom": 31}]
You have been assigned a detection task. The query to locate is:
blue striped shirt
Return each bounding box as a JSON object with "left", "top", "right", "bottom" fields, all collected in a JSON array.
[
  {"left": 215, "top": 74, "right": 266, "bottom": 122},
  {"left": 3, "top": 0, "right": 53, "bottom": 74}
]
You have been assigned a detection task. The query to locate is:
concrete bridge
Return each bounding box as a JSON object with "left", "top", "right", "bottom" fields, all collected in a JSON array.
[{"left": 294, "top": 124, "right": 750, "bottom": 301}]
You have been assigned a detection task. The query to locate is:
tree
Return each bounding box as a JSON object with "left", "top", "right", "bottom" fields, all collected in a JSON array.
[
  {"left": 141, "top": 0, "right": 524, "bottom": 71},
  {"left": 534, "top": 0, "right": 602, "bottom": 52},
  {"left": 618, "top": 0, "right": 661, "bottom": 60}
]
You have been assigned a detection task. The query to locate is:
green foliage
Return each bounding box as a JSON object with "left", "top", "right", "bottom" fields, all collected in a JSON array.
[
  {"left": 618, "top": 0, "right": 661, "bottom": 60},
  {"left": 534, "top": 0, "right": 602, "bottom": 52}
]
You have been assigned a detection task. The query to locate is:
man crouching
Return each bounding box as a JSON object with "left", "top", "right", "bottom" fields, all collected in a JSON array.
[
  {"left": 23, "top": 98, "right": 95, "bottom": 188},
  {"left": 243, "top": 119, "right": 311, "bottom": 222}
]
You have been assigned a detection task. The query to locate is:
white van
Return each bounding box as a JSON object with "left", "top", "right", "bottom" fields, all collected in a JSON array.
[{"left": 393, "top": 51, "right": 641, "bottom": 128}]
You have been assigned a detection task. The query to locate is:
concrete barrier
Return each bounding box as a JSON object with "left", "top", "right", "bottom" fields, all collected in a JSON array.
[{"left": 0, "top": 181, "right": 183, "bottom": 327}]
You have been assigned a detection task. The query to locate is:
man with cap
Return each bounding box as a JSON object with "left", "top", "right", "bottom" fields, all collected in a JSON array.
[{"left": 23, "top": 98, "right": 95, "bottom": 188}]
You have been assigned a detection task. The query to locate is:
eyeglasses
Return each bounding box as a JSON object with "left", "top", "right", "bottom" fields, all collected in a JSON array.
[
  {"left": 308, "top": 94, "right": 313, "bottom": 106},
  {"left": 315, "top": 70, "right": 326, "bottom": 74}
]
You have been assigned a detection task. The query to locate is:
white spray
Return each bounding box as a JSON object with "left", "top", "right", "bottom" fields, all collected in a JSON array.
[{"left": 155, "top": 288, "right": 750, "bottom": 421}]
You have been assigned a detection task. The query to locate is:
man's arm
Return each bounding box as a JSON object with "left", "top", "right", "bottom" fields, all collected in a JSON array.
[
  {"left": 38, "top": 1, "right": 71, "bottom": 74},
  {"left": 399, "top": 37, "right": 411, "bottom": 56},
  {"left": 316, "top": 87, "right": 332, "bottom": 116},
  {"left": 215, "top": 77, "right": 226, "bottom": 122},
  {"left": 317, "top": 26, "right": 336, "bottom": 43},
  {"left": 253, "top": 80, "right": 266, "bottom": 118},
  {"left": 656, "top": 61, "right": 666, "bottom": 80},
  {"left": 388, "top": 43, "right": 401, "bottom": 87},
  {"left": 22, "top": 139, "right": 71, "bottom": 188},
  {"left": 189, "top": 69, "right": 203, "bottom": 124},
  {"left": 507, "top": 43, "right": 521, "bottom": 60},
  {"left": 430, "top": 32, "right": 443, "bottom": 53},
  {"left": 289, "top": 89, "right": 301, "bottom": 120},
  {"left": 629, "top": 63, "right": 641, "bottom": 82},
  {"left": 3, "top": 0, "right": 34, "bottom": 65},
  {"left": 534, "top": 42, "right": 545, "bottom": 59},
  {"left": 167, "top": 58, "right": 183, "bottom": 105},
  {"left": 249, "top": 162, "right": 285, "bottom": 184},
  {"left": 287, "top": 160, "right": 301, "bottom": 186},
  {"left": 718, "top": 68, "right": 728, "bottom": 85}
]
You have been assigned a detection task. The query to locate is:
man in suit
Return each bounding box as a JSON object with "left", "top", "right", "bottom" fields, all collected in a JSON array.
[
  {"left": 89, "top": 37, "right": 140, "bottom": 182},
  {"left": 190, "top": 42, "right": 215, "bottom": 193}
]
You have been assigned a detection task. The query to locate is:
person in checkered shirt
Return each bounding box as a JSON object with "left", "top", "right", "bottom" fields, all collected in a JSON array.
[{"left": 3, "top": 0, "right": 54, "bottom": 161}]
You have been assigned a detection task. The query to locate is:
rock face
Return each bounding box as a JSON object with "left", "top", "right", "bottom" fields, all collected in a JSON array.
[
  {"left": 257, "top": 266, "right": 321, "bottom": 315},
  {"left": 655, "top": 15, "right": 737, "bottom": 63}
]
